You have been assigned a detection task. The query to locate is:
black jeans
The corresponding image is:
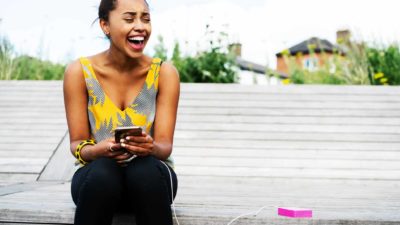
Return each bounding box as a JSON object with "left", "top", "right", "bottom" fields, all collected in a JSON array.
[{"left": 71, "top": 156, "right": 178, "bottom": 225}]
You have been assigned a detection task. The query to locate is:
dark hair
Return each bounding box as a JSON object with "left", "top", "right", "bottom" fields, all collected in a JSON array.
[{"left": 98, "top": 0, "right": 149, "bottom": 22}]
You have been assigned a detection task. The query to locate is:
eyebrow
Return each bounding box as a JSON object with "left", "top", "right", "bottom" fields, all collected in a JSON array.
[{"left": 122, "top": 12, "right": 150, "bottom": 16}]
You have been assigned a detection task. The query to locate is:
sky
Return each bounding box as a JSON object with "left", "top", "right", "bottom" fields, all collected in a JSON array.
[{"left": 1, "top": 0, "right": 400, "bottom": 68}]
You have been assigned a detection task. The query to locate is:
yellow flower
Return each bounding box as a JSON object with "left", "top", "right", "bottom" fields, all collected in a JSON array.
[
  {"left": 380, "top": 78, "right": 388, "bottom": 83},
  {"left": 374, "top": 72, "right": 384, "bottom": 79},
  {"left": 308, "top": 44, "right": 317, "bottom": 50},
  {"left": 282, "top": 79, "right": 291, "bottom": 85},
  {"left": 281, "top": 49, "right": 290, "bottom": 56}
]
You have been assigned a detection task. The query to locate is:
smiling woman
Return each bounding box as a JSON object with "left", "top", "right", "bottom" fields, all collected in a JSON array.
[{"left": 62, "top": 0, "right": 180, "bottom": 225}]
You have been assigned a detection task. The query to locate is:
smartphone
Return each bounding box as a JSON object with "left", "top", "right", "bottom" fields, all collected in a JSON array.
[{"left": 114, "top": 126, "right": 143, "bottom": 143}]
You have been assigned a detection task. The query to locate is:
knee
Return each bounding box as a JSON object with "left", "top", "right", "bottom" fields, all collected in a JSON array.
[
  {"left": 125, "top": 156, "right": 164, "bottom": 192},
  {"left": 83, "top": 157, "right": 123, "bottom": 196}
]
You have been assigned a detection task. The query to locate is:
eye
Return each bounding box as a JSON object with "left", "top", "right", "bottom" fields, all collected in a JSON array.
[
  {"left": 124, "top": 18, "right": 134, "bottom": 23},
  {"left": 142, "top": 16, "right": 151, "bottom": 23}
]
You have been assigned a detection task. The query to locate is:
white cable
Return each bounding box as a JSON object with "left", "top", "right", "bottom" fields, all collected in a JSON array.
[
  {"left": 227, "top": 206, "right": 268, "bottom": 225},
  {"left": 160, "top": 161, "right": 180, "bottom": 225}
]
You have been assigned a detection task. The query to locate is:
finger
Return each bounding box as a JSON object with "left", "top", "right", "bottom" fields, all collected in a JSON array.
[
  {"left": 121, "top": 143, "right": 149, "bottom": 155},
  {"left": 113, "top": 152, "right": 133, "bottom": 160},
  {"left": 108, "top": 143, "right": 122, "bottom": 152},
  {"left": 117, "top": 155, "right": 137, "bottom": 164},
  {"left": 125, "top": 136, "right": 145, "bottom": 143},
  {"left": 126, "top": 135, "right": 153, "bottom": 143}
]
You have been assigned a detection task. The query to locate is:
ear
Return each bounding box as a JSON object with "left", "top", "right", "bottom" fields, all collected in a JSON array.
[{"left": 100, "top": 19, "right": 110, "bottom": 37}]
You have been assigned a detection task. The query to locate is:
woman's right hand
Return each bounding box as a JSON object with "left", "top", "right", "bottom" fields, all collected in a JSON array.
[{"left": 84, "top": 138, "right": 134, "bottom": 164}]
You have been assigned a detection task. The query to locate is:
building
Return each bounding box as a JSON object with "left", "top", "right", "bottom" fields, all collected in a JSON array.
[
  {"left": 276, "top": 31, "right": 348, "bottom": 75},
  {"left": 229, "top": 43, "right": 288, "bottom": 85}
]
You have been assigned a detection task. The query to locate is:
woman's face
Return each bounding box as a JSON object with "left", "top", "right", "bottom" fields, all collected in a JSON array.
[{"left": 102, "top": 0, "right": 151, "bottom": 58}]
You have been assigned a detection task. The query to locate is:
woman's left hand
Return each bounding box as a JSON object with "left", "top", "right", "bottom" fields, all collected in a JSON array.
[{"left": 120, "top": 131, "right": 154, "bottom": 157}]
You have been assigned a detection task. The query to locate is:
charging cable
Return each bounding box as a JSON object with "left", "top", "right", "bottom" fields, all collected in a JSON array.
[
  {"left": 160, "top": 161, "right": 180, "bottom": 225},
  {"left": 160, "top": 160, "right": 272, "bottom": 225},
  {"left": 227, "top": 206, "right": 269, "bottom": 225}
]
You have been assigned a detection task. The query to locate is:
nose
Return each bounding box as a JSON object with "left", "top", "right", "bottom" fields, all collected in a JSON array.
[{"left": 133, "top": 20, "right": 145, "bottom": 31}]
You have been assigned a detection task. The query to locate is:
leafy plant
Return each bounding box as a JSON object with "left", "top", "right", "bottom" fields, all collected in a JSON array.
[
  {"left": 13, "top": 55, "right": 65, "bottom": 80},
  {"left": 153, "top": 24, "right": 238, "bottom": 83},
  {"left": 0, "top": 35, "right": 66, "bottom": 80},
  {"left": 0, "top": 35, "right": 16, "bottom": 80},
  {"left": 367, "top": 44, "right": 400, "bottom": 85}
]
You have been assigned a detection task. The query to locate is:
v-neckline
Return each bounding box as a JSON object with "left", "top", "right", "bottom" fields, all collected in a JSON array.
[{"left": 86, "top": 58, "right": 154, "bottom": 112}]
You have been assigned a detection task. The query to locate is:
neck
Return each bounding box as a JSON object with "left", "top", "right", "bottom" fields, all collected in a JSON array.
[{"left": 104, "top": 45, "right": 145, "bottom": 72}]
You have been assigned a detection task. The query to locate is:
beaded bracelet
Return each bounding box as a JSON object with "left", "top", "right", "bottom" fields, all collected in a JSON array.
[{"left": 75, "top": 139, "right": 96, "bottom": 165}]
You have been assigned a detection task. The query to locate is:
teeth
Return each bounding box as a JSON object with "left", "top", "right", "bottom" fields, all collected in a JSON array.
[{"left": 128, "top": 36, "right": 144, "bottom": 41}]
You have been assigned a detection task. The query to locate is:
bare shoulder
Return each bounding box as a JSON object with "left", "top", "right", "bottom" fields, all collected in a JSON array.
[
  {"left": 64, "top": 59, "right": 83, "bottom": 83},
  {"left": 63, "top": 59, "right": 86, "bottom": 94},
  {"left": 159, "top": 61, "right": 180, "bottom": 82}
]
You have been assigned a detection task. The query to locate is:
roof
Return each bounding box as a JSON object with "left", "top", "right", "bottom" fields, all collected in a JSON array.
[
  {"left": 236, "top": 57, "right": 288, "bottom": 79},
  {"left": 276, "top": 37, "right": 345, "bottom": 57},
  {"left": 236, "top": 57, "right": 267, "bottom": 74}
]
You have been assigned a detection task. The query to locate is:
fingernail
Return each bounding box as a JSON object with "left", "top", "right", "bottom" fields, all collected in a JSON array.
[
  {"left": 120, "top": 139, "right": 124, "bottom": 143},
  {"left": 126, "top": 136, "right": 130, "bottom": 140},
  {"left": 121, "top": 143, "right": 126, "bottom": 147}
]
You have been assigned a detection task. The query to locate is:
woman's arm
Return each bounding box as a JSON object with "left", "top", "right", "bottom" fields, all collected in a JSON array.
[
  {"left": 151, "top": 62, "right": 180, "bottom": 160},
  {"left": 63, "top": 60, "right": 93, "bottom": 159},
  {"left": 63, "top": 60, "right": 125, "bottom": 162}
]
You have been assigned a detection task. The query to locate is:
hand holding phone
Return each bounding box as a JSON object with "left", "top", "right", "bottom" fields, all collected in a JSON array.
[{"left": 114, "top": 126, "right": 143, "bottom": 143}]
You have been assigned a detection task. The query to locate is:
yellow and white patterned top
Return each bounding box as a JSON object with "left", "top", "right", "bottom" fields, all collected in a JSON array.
[{"left": 79, "top": 57, "right": 174, "bottom": 168}]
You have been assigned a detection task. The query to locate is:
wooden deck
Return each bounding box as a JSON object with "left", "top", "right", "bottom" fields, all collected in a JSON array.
[{"left": 0, "top": 81, "right": 400, "bottom": 224}]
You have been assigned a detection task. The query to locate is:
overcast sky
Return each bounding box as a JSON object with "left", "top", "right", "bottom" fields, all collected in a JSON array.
[{"left": 1, "top": 0, "right": 399, "bottom": 68}]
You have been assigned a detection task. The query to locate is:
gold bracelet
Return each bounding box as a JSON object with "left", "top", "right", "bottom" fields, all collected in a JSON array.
[{"left": 75, "top": 139, "right": 96, "bottom": 165}]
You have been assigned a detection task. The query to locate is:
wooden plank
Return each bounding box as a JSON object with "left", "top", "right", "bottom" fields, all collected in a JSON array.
[
  {"left": 0, "top": 124, "right": 67, "bottom": 131},
  {"left": 39, "top": 133, "right": 78, "bottom": 181},
  {"left": 0, "top": 173, "right": 38, "bottom": 184},
  {"left": 0, "top": 121, "right": 66, "bottom": 127},
  {"left": 173, "top": 139, "right": 400, "bottom": 151},
  {"left": 180, "top": 92, "right": 400, "bottom": 102},
  {"left": 1, "top": 179, "right": 400, "bottom": 224},
  {"left": 173, "top": 156, "right": 400, "bottom": 170},
  {"left": 0, "top": 143, "right": 59, "bottom": 151},
  {"left": 173, "top": 147, "right": 400, "bottom": 161},
  {"left": 176, "top": 125, "right": 400, "bottom": 134},
  {"left": 178, "top": 100, "right": 400, "bottom": 110},
  {"left": 174, "top": 165, "right": 400, "bottom": 180},
  {"left": 0, "top": 165, "right": 44, "bottom": 174},
  {"left": 0, "top": 150, "right": 53, "bottom": 158},
  {"left": 0, "top": 130, "right": 66, "bottom": 138},
  {"left": 177, "top": 115, "right": 400, "bottom": 126},
  {"left": 180, "top": 83, "right": 400, "bottom": 95},
  {"left": 174, "top": 130, "right": 400, "bottom": 142},
  {"left": 178, "top": 108, "right": 400, "bottom": 117},
  {"left": 0, "top": 181, "right": 61, "bottom": 196},
  {"left": 1, "top": 137, "right": 66, "bottom": 144}
]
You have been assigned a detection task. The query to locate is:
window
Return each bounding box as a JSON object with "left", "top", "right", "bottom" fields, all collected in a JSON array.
[{"left": 303, "top": 57, "right": 318, "bottom": 71}]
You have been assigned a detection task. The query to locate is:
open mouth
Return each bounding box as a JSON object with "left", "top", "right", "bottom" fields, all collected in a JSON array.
[{"left": 128, "top": 36, "right": 145, "bottom": 45}]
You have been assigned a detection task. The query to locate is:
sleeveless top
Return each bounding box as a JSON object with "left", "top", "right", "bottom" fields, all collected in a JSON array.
[{"left": 79, "top": 57, "right": 174, "bottom": 168}]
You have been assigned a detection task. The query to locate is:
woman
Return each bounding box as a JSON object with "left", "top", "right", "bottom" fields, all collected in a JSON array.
[{"left": 63, "top": 0, "right": 180, "bottom": 224}]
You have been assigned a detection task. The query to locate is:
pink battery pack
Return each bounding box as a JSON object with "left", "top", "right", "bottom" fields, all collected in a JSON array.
[{"left": 278, "top": 207, "right": 312, "bottom": 218}]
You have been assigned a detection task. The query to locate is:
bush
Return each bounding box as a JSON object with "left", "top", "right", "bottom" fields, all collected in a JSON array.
[
  {"left": 0, "top": 35, "right": 66, "bottom": 80},
  {"left": 153, "top": 28, "right": 238, "bottom": 83},
  {"left": 367, "top": 44, "right": 400, "bottom": 85},
  {"left": 171, "top": 42, "right": 237, "bottom": 83},
  {"left": 13, "top": 55, "right": 65, "bottom": 80}
]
